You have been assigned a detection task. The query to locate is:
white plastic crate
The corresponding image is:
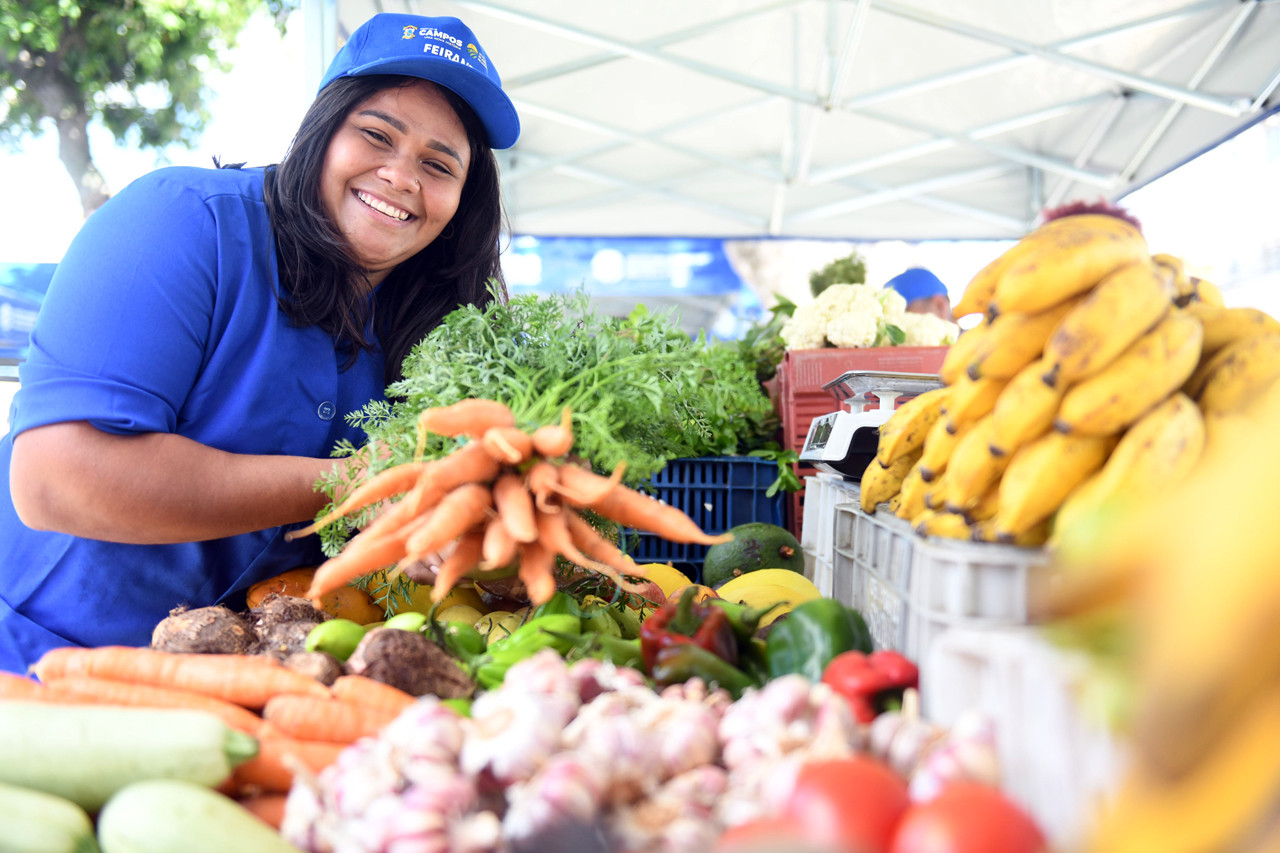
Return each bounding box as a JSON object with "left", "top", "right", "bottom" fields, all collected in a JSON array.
[
  {"left": 925, "top": 627, "right": 1127, "bottom": 852},
  {"left": 800, "top": 473, "right": 861, "bottom": 569},
  {"left": 832, "top": 503, "right": 1053, "bottom": 669}
]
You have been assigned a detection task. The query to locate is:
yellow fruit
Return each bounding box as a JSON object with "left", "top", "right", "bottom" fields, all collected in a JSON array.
[
  {"left": 717, "top": 569, "right": 821, "bottom": 603},
  {"left": 435, "top": 604, "right": 485, "bottom": 627},
  {"left": 401, "top": 582, "right": 486, "bottom": 616},
  {"left": 716, "top": 581, "right": 800, "bottom": 625},
  {"left": 634, "top": 562, "right": 694, "bottom": 600},
  {"left": 475, "top": 610, "right": 524, "bottom": 643},
  {"left": 668, "top": 584, "right": 718, "bottom": 603}
]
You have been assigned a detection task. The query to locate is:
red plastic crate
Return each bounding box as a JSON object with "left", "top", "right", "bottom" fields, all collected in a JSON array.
[{"left": 780, "top": 347, "right": 949, "bottom": 540}]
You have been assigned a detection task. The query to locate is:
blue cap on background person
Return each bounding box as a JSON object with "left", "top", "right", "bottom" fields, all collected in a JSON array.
[
  {"left": 320, "top": 13, "right": 520, "bottom": 149},
  {"left": 886, "top": 268, "right": 948, "bottom": 303}
]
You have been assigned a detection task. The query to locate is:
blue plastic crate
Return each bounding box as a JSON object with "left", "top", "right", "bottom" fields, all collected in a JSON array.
[{"left": 622, "top": 456, "right": 786, "bottom": 579}]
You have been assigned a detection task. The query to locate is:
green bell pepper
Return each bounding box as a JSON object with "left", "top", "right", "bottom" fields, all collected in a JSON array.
[{"left": 764, "top": 597, "right": 873, "bottom": 682}]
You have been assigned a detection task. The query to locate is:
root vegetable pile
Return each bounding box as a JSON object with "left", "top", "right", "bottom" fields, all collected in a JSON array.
[{"left": 291, "top": 398, "right": 732, "bottom": 608}]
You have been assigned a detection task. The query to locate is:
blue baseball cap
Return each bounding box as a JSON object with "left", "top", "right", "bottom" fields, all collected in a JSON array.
[
  {"left": 320, "top": 13, "right": 520, "bottom": 150},
  {"left": 886, "top": 268, "right": 948, "bottom": 303}
]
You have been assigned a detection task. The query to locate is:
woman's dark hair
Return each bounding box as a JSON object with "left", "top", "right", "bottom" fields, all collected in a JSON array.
[{"left": 263, "top": 75, "right": 508, "bottom": 385}]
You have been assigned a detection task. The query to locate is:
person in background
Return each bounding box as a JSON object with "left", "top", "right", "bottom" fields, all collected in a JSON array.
[
  {"left": 886, "top": 267, "right": 954, "bottom": 321},
  {"left": 0, "top": 13, "right": 520, "bottom": 674}
]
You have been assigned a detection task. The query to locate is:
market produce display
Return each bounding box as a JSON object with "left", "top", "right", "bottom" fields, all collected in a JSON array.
[
  {"left": 780, "top": 281, "right": 960, "bottom": 350},
  {"left": 859, "top": 211, "right": 1280, "bottom": 551}
]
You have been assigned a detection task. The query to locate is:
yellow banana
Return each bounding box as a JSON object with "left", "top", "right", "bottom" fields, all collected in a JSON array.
[
  {"left": 966, "top": 294, "right": 1084, "bottom": 381},
  {"left": 1194, "top": 332, "right": 1280, "bottom": 417},
  {"left": 893, "top": 462, "right": 929, "bottom": 523},
  {"left": 992, "top": 214, "right": 1149, "bottom": 315},
  {"left": 1051, "top": 392, "right": 1205, "bottom": 544},
  {"left": 1190, "top": 276, "right": 1224, "bottom": 308},
  {"left": 952, "top": 243, "right": 1035, "bottom": 320},
  {"left": 989, "top": 356, "right": 1067, "bottom": 458},
  {"left": 942, "top": 413, "right": 1009, "bottom": 512},
  {"left": 859, "top": 447, "right": 921, "bottom": 512},
  {"left": 923, "top": 469, "right": 950, "bottom": 511},
  {"left": 886, "top": 492, "right": 902, "bottom": 515},
  {"left": 964, "top": 479, "right": 1001, "bottom": 523},
  {"left": 918, "top": 416, "right": 970, "bottom": 482},
  {"left": 943, "top": 374, "right": 1007, "bottom": 432},
  {"left": 1181, "top": 303, "right": 1280, "bottom": 360},
  {"left": 1042, "top": 259, "right": 1173, "bottom": 387},
  {"left": 1089, "top": 683, "right": 1280, "bottom": 853},
  {"left": 994, "top": 430, "right": 1118, "bottom": 537},
  {"left": 913, "top": 508, "right": 972, "bottom": 540},
  {"left": 971, "top": 516, "right": 1050, "bottom": 547},
  {"left": 875, "top": 385, "right": 951, "bottom": 467},
  {"left": 939, "top": 320, "right": 989, "bottom": 385},
  {"left": 1151, "top": 252, "right": 1194, "bottom": 307},
  {"left": 1055, "top": 311, "right": 1203, "bottom": 436}
]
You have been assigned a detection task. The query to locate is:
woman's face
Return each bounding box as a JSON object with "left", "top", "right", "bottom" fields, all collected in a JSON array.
[{"left": 321, "top": 80, "right": 471, "bottom": 286}]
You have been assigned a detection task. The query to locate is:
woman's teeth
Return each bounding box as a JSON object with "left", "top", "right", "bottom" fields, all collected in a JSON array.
[{"left": 357, "top": 191, "right": 410, "bottom": 221}]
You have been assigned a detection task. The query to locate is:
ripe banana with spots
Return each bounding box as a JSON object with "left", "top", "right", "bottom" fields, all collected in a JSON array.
[
  {"left": 993, "top": 430, "right": 1118, "bottom": 538},
  {"left": 992, "top": 214, "right": 1150, "bottom": 316},
  {"left": 988, "top": 356, "right": 1067, "bottom": 458},
  {"left": 859, "top": 447, "right": 922, "bottom": 513},
  {"left": 966, "top": 294, "right": 1084, "bottom": 381},
  {"left": 1189, "top": 277, "right": 1224, "bottom": 308},
  {"left": 1181, "top": 303, "right": 1280, "bottom": 361},
  {"left": 1052, "top": 392, "right": 1205, "bottom": 544},
  {"left": 912, "top": 508, "right": 972, "bottom": 541},
  {"left": 964, "top": 480, "right": 1001, "bottom": 524},
  {"left": 1055, "top": 310, "right": 1203, "bottom": 437},
  {"left": 972, "top": 516, "right": 1050, "bottom": 547},
  {"left": 1193, "top": 332, "right": 1280, "bottom": 418},
  {"left": 939, "top": 320, "right": 990, "bottom": 385},
  {"left": 1042, "top": 259, "right": 1173, "bottom": 388},
  {"left": 943, "top": 374, "right": 1007, "bottom": 432},
  {"left": 875, "top": 385, "right": 951, "bottom": 467},
  {"left": 923, "top": 470, "right": 950, "bottom": 511},
  {"left": 942, "top": 413, "right": 1010, "bottom": 512},
  {"left": 918, "top": 416, "right": 971, "bottom": 483},
  {"left": 1151, "top": 252, "right": 1195, "bottom": 307},
  {"left": 894, "top": 463, "right": 929, "bottom": 523}
]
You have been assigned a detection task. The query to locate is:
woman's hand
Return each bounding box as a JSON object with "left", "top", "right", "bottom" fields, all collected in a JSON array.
[{"left": 10, "top": 421, "right": 344, "bottom": 544}]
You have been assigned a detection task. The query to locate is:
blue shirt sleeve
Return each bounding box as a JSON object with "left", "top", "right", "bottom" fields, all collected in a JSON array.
[{"left": 15, "top": 171, "right": 220, "bottom": 436}]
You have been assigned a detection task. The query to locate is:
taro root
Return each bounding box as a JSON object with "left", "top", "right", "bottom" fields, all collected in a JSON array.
[
  {"left": 251, "top": 593, "right": 328, "bottom": 635},
  {"left": 347, "top": 627, "right": 475, "bottom": 699},
  {"left": 150, "top": 605, "right": 258, "bottom": 655},
  {"left": 258, "top": 620, "right": 317, "bottom": 661},
  {"left": 283, "top": 651, "right": 346, "bottom": 686}
]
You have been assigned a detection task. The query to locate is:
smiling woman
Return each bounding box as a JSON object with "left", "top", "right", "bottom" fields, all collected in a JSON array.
[{"left": 0, "top": 12, "right": 521, "bottom": 675}]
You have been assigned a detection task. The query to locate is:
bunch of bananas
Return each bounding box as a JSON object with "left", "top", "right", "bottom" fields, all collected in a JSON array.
[{"left": 862, "top": 212, "right": 1280, "bottom": 553}]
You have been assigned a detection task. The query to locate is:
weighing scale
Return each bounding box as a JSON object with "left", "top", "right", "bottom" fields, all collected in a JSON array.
[{"left": 798, "top": 370, "right": 944, "bottom": 480}]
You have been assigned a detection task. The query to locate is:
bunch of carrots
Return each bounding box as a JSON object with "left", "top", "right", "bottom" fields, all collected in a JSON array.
[
  {"left": 294, "top": 397, "right": 733, "bottom": 607},
  {"left": 1, "top": 646, "right": 419, "bottom": 828}
]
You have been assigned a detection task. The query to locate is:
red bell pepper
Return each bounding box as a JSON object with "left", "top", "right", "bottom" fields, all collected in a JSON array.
[
  {"left": 639, "top": 586, "right": 739, "bottom": 671},
  {"left": 822, "top": 649, "right": 920, "bottom": 723}
]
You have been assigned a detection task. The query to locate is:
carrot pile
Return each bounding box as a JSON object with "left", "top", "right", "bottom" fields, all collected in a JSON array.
[
  {"left": 292, "top": 398, "right": 733, "bottom": 607},
  {"left": 3, "top": 649, "right": 423, "bottom": 826}
]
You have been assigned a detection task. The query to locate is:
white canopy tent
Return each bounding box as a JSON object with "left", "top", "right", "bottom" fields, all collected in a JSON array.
[{"left": 305, "top": 0, "right": 1280, "bottom": 242}]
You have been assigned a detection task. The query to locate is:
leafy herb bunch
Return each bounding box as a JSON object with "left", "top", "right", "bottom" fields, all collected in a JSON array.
[{"left": 319, "top": 287, "right": 780, "bottom": 554}]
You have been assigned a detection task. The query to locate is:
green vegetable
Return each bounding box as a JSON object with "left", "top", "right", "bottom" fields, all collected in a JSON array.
[
  {"left": 96, "top": 779, "right": 299, "bottom": 853},
  {"left": 472, "top": 613, "right": 582, "bottom": 689},
  {"left": 608, "top": 603, "right": 643, "bottom": 640},
  {"left": 304, "top": 618, "right": 367, "bottom": 662},
  {"left": 702, "top": 521, "right": 805, "bottom": 587},
  {"left": 527, "top": 591, "right": 578, "bottom": 621},
  {"left": 765, "top": 598, "right": 874, "bottom": 682},
  {"left": 810, "top": 250, "right": 868, "bottom": 297},
  {"left": 382, "top": 611, "right": 429, "bottom": 632},
  {"left": 651, "top": 643, "right": 758, "bottom": 699},
  {"left": 441, "top": 698, "right": 473, "bottom": 717},
  {"left": 0, "top": 780, "right": 99, "bottom": 853},
  {"left": 705, "top": 598, "right": 784, "bottom": 642},
  {"left": 561, "top": 633, "right": 644, "bottom": 669},
  {"left": 437, "top": 621, "right": 487, "bottom": 661},
  {"left": 0, "top": 704, "right": 258, "bottom": 812}
]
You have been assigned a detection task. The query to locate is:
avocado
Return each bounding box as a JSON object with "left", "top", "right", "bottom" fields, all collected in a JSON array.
[{"left": 702, "top": 522, "right": 805, "bottom": 589}]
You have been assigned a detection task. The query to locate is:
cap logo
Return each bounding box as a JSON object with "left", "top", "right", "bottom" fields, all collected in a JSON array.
[{"left": 467, "top": 43, "right": 487, "bottom": 68}]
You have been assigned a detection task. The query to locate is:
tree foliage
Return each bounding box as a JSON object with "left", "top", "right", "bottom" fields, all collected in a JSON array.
[{"left": 0, "top": 0, "right": 295, "bottom": 215}]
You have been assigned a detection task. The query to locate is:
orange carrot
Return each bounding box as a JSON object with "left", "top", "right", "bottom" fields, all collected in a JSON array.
[
  {"left": 531, "top": 407, "right": 575, "bottom": 457},
  {"left": 516, "top": 538, "right": 559, "bottom": 605},
  {"left": 525, "top": 461, "right": 561, "bottom": 514},
  {"left": 588, "top": 485, "right": 735, "bottom": 545},
  {"left": 535, "top": 508, "right": 632, "bottom": 590},
  {"left": 402, "top": 483, "right": 493, "bottom": 564},
  {"left": 431, "top": 528, "right": 486, "bottom": 601},
  {"left": 482, "top": 514, "right": 520, "bottom": 568},
  {"left": 39, "top": 675, "right": 268, "bottom": 735},
  {"left": 330, "top": 675, "right": 417, "bottom": 715},
  {"left": 417, "top": 398, "right": 516, "bottom": 440},
  {"left": 0, "top": 671, "right": 48, "bottom": 700},
  {"left": 237, "top": 792, "right": 290, "bottom": 829},
  {"left": 480, "top": 425, "right": 535, "bottom": 465},
  {"left": 286, "top": 461, "right": 428, "bottom": 540},
  {"left": 31, "top": 647, "right": 331, "bottom": 710},
  {"left": 306, "top": 524, "right": 415, "bottom": 605},
  {"left": 414, "top": 441, "right": 502, "bottom": 510},
  {"left": 563, "top": 510, "right": 649, "bottom": 593},
  {"left": 230, "top": 733, "right": 347, "bottom": 794},
  {"left": 262, "top": 693, "right": 401, "bottom": 743},
  {"left": 492, "top": 472, "right": 537, "bottom": 542},
  {"left": 554, "top": 461, "right": 628, "bottom": 507}
]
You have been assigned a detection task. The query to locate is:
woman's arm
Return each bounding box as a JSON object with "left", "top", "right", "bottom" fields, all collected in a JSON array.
[{"left": 10, "top": 421, "right": 341, "bottom": 544}]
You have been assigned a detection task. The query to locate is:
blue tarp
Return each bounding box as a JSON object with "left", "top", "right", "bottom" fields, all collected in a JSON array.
[{"left": 0, "top": 263, "right": 55, "bottom": 363}]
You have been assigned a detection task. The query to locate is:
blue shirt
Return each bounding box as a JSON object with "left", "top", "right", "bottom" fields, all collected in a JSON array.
[{"left": 0, "top": 166, "right": 386, "bottom": 674}]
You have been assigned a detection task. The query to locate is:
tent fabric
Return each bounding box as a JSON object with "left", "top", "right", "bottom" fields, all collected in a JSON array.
[{"left": 322, "top": 0, "right": 1280, "bottom": 241}]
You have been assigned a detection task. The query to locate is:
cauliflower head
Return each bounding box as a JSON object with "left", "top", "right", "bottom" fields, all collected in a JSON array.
[
  {"left": 895, "top": 312, "right": 962, "bottom": 346},
  {"left": 826, "top": 310, "right": 881, "bottom": 348},
  {"left": 780, "top": 302, "right": 829, "bottom": 350}
]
